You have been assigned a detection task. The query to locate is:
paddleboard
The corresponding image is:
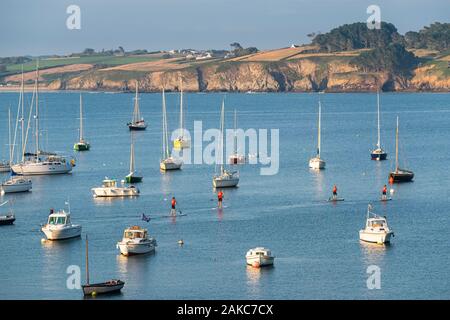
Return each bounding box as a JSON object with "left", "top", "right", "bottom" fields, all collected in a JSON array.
[
  {"left": 328, "top": 197, "right": 345, "bottom": 202},
  {"left": 380, "top": 197, "right": 392, "bottom": 202}
]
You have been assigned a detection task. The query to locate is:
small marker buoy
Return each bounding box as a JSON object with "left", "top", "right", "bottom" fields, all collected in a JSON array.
[
  {"left": 92, "top": 291, "right": 97, "bottom": 297},
  {"left": 390, "top": 188, "right": 395, "bottom": 194},
  {"left": 41, "top": 238, "right": 46, "bottom": 243},
  {"left": 178, "top": 239, "right": 184, "bottom": 246}
]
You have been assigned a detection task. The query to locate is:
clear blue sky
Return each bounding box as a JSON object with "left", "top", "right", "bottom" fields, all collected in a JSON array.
[{"left": 1, "top": 0, "right": 449, "bottom": 56}]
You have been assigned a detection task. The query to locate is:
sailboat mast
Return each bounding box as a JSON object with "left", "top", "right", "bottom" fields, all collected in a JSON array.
[
  {"left": 317, "top": 100, "right": 322, "bottom": 158},
  {"left": 161, "top": 88, "right": 168, "bottom": 159},
  {"left": 20, "top": 66, "right": 25, "bottom": 162},
  {"left": 377, "top": 91, "right": 381, "bottom": 148},
  {"left": 129, "top": 133, "right": 135, "bottom": 174},
  {"left": 233, "top": 109, "right": 237, "bottom": 154},
  {"left": 79, "top": 94, "right": 83, "bottom": 141},
  {"left": 220, "top": 100, "right": 225, "bottom": 173},
  {"left": 8, "top": 108, "right": 12, "bottom": 165},
  {"left": 395, "top": 116, "right": 399, "bottom": 172},
  {"left": 35, "top": 61, "right": 39, "bottom": 162},
  {"left": 179, "top": 78, "right": 184, "bottom": 136},
  {"left": 85, "top": 235, "right": 90, "bottom": 285},
  {"left": 133, "top": 81, "right": 140, "bottom": 123}
]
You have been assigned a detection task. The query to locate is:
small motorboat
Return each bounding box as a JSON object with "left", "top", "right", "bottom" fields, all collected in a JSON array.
[
  {"left": 359, "top": 204, "right": 394, "bottom": 244},
  {"left": 0, "top": 201, "right": 15, "bottom": 225},
  {"left": 1, "top": 176, "right": 32, "bottom": 194},
  {"left": 92, "top": 178, "right": 139, "bottom": 198},
  {"left": 246, "top": 247, "right": 275, "bottom": 268},
  {"left": 41, "top": 203, "right": 82, "bottom": 240},
  {"left": 116, "top": 225, "right": 157, "bottom": 256},
  {"left": 82, "top": 235, "right": 124, "bottom": 296}
]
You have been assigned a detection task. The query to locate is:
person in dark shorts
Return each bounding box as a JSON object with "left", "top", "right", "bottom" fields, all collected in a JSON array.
[{"left": 217, "top": 191, "right": 224, "bottom": 208}]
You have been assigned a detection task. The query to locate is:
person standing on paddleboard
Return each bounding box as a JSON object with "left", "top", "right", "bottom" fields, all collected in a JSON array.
[
  {"left": 171, "top": 197, "right": 177, "bottom": 216},
  {"left": 332, "top": 185, "right": 338, "bottom": 199},
  {"left": 217, "top": 191, "right": 224, "bottom": 209},
  {"left": 382, "top": 184, "right": 387, "bottom": 199}
]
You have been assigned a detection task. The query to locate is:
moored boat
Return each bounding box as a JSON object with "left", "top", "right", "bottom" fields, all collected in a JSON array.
[
  {"left": 1, "top": 175, "right": 32, "bottom": 194},
  {"left": 127, "top": 81, "right": 147, "bottom": 130},
  {"left": 0, "top": 201, "right": 15, "bottom": 225},
  {"left": 246, "top": 247, "right": 275, "bottom": 268},
  {"left": 359, "top": 204, "right": 394, "bottom": 244},
  {"left": 309, "top": 99, "right": 326, "bottom": 170},
  {"left": 370, "top": 91, "right": 387, "bottom": 161},
  {"left": 74, "top": 94, "right": 90, "bottom": 151},
  {"left": 92, "top": 178, "right": 139, "bottom": 198},
  {"left": 41, "top": 204, "right": 82, "bottom": 240},
  {"left": 116, "top": 226, "right": 157, "bottom": 256},
  {"left": 389, "top": 117, "right": 414, "bottom": 182}
]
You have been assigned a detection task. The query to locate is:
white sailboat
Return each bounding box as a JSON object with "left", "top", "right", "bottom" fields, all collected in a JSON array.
[
  {"left": 228, "top": 109, "right": 246, "bottom": 165},
  {"left": 2, "top": 70, "right": 32, "bottom": 194},
  {"left": 213, "top": 100, "right": 239, "bottom": 188},
  {"left": 74, "top": 94, "right": 90, "bottom": 151},
  {"left": 127, "top": 81, "right": 147, "bottom": 130},
  {"left": 160, "top": 88, "right": 182, "bottom": 171},
  {"left": 370, "top": 91, "right": 387, "bottom": 160},
  {"left": 309, "top": 100, "right": 326, "bottom": 170},
  {"left": 11, "top": 62, "right": 75, "bottom": 175},
  {"left": 173, "top": 78, "right": 190, "bottom": 149},
  {"left": 0, "top": 108, "right": 11, "bottom": 172}
]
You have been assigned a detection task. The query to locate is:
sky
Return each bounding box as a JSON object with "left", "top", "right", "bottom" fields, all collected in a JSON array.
[{"left": 0, "top": 0, "right": 449, "bottom": 57}]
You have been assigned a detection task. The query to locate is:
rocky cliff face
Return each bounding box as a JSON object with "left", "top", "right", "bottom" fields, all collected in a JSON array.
[{"left": 50, "top": 58, "right": 449, "bottom": 92}]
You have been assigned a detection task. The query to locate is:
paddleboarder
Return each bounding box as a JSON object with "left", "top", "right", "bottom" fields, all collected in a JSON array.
[
  {"left": 217, "top": 191, "right": 224, "bottom": 208},
  {"left": 332, "top": 185, "right": 338, "bottom": 199},
  {"left": 171, "top": 197, "right": 177, "bottom": 216}
]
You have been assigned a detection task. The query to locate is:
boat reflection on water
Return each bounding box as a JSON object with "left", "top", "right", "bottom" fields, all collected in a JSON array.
[
  {"left": 245, "top": 264, "right": 274, "bottom": 297},
  {"left": 116, "top": 253, "right": 153, "bottom": 291},
  {"left": 310, "top": 168, "right": 325, "bottom": 200},
  {"left": 359, "top": 239, "right": 390, "bottom": 267}
]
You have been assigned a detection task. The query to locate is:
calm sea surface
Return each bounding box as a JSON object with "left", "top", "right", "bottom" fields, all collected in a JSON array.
[{"left": 0, "top": 91, "right": 449, "bottom": 299}]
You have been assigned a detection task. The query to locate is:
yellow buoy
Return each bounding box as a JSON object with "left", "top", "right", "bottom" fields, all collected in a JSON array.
[{"left": 91, "top": 291, "right": 97, "bottom": 297}]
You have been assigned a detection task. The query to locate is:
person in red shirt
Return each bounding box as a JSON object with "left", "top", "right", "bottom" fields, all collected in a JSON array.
[
  {"left": 171, "top": 197, "right": 177, "bottom": 215},
  {"left": 332, "top": 185, "right": 337, "bottom": 197},
  {"left": 382, "top": 185, "right": 387, "bottom": 196},
  {"left": 217, "top": 191, "right": 224, "bottom": 208}
]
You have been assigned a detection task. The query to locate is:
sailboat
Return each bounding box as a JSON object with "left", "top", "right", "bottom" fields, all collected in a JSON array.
[
  {"left": 2, "top": 70, "right": 32, "bottom": 194},
  {"left": 0, "top": 109, "right": 11, "bottom": 172},
  {"left": 74, "top": 94, "right": 90, "bottom": 151},
  {"left": 228, "top": 109, "right": 246, "bottom": 165},
  {"left": 82, "top": 234, "right": 125, "bottom": 296},
  {"left": 213, "top": 100, "right": 239, "bottom": 188},
  {"left": 309, "top": 100, "right": 326, "bottom": 170},
  {"left": 160, "top": 88, "right": 183, "bottom": 171},
  {"left": 11, "top": 62, "right": 75, "bottom": 175},
  {"left": 389, "top": 117, "right": 414, "bottom": 182},
  {"left": 173, "top": 78, "right": 190, "bottom": 149},
  {"left": 370, "top": 91, "right": 387, "bottom": 160},
  {"left": 127, "top": 81, "right": 147, "bottom": 131},
  {"left": 125, "top": 133, "right": 142, "bottom": 183}
]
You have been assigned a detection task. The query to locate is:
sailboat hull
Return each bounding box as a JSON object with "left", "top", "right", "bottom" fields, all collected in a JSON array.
[
  {"left": 371, "top": 150, "right": 387, "bottom": 161},
  {"left": 309, "top": 157, "right": 326, "bottom": 169},
  {"left": 213, "top": 176, "right": 239, "bottom": 188},
  {"left": 11, "top": 162, "right": 73, "bottom": 175},
  {"left": 1, "top": 178, "right": 32, "bottom": 193},
  {"left": 389, "top": 170, "right": 414, "bottom": 182},
  {"left": 74, "top": 142, "right": 90, "bottom": 151},
  {"left": 128, "top": 123, "right": 147, "bottom": 131}
]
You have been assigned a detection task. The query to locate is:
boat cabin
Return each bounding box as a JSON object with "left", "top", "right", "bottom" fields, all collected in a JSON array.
[
  {"left": 102, "top": 179, "right": 117, "bottom": 188},
  {"left": 123, "top": 226, "right": 148, "bottom": 239},
  {"left": 247, "top": 247, "right": 271, "bottom": 257},
  {"left": 366, "top": 217, "right": 388, "bottom": 230},
  {"left": 47, "top": 211, "right": 71, "bottom": 225}
]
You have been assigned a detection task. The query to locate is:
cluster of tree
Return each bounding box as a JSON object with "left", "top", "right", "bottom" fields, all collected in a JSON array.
[
  {"left": 229, "top": 42, "right": 258, "bottom": 57},
  {"left": 405, "top": 22, "right": 450, "bottom": 52},
  {"left": 312, "top": 22, "right": 403, "bottom": 53},
  {"left": 76, "top": 47, "right": 150, "bottom": 57},
  {"left": 350, "top": 43, "right": 419, "bottom": 77},
  {"left": 0, "top": 56, "right": 32, "bottom": 65}
]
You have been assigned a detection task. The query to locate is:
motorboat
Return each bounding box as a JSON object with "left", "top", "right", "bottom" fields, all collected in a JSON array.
[
  {"left": 160, "top": 88, "right": 183, "bottom": 171},
  {"left": 0, "top": 201, "right": 15, "bottom": 225},
  {"left": 116, "top": 226, "right": 157, "bottom": 256},
  {"left": 82, "top": 235, "right": 125, "bottom": 296},
  {"left": 309, "top": 99, "right": 326, "bottom": 170},
  {"left": 246, "top": 247, "right": 275, "bottom": 268},
  {"left": 359, "top": 204, "right": 394, "bottom": 244},
  {"left": 92, "top": 178, "right": 139, "bottom": 198},
  {"left": 41, "top": 205, "right": 82, "bottom": 240},
  {"left": 1, "top": 176, "right": 32, "bottom": 194}
]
